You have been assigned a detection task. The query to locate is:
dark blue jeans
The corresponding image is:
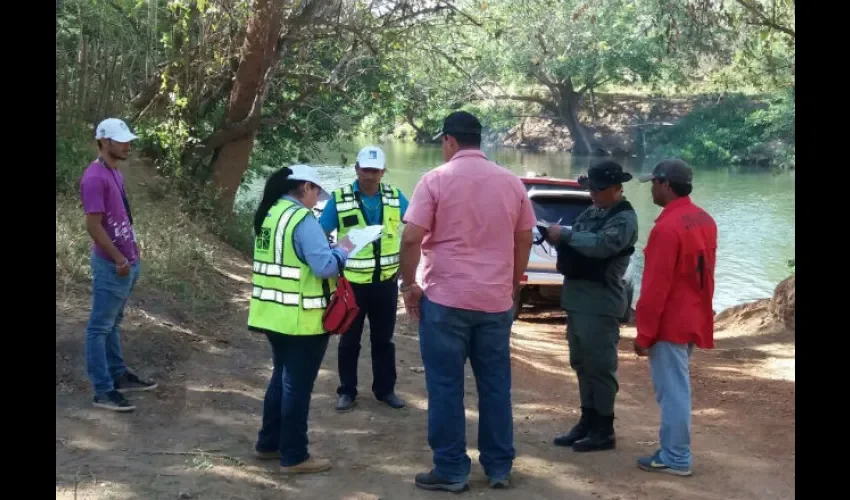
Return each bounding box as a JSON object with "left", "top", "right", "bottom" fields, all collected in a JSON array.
[
  {"left": 256, "top": 332, "right": 330, "bottom": 467},
  {"left": 419, "top": 295, "right": 515, "bottom": 483},
  {"left": 85, "top": 253, "right": 141, "bottom": 396}
]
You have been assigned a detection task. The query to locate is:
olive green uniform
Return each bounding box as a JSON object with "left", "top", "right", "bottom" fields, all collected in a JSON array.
[{"left": 559, "top": 198, "right": 638, "bottom": 417}]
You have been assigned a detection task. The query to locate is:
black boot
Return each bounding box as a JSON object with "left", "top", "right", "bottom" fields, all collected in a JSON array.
[
  {"left": 553, "top": 407, "right": 596, "bottom": 447},
  {"left": 572, "top": 413, "right": 616, "bottom": 452}
]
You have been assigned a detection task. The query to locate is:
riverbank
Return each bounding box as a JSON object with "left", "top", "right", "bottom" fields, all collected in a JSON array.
[
  {"left": 499, "top": 92, "right": 697, "bottom": 156},
  {"left": 56, "top": 160, "right": 794, "bottom": 499},
  {"left": 399, "top": 91, "right": 794, "bottom": 169}
]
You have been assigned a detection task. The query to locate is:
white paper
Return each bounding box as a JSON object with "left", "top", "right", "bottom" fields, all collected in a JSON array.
[
  {"left": 342, "top": 225, "right": 384, "bottom": 256},
  {"left": 536, "top": 218, "right": 563, "bottom": 227}
]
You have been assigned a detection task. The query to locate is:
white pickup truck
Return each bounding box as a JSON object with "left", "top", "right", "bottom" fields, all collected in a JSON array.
[{"left": 514, "top": 174, "right": 636, "bottom": 321}]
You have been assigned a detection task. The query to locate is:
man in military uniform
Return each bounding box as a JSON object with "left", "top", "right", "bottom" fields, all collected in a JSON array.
[
  {"left": 319, "top": 146, "right": 409, "bottom": 412},
  {"left": 543, "top": 161, "right": 638, "bottom": 452}
]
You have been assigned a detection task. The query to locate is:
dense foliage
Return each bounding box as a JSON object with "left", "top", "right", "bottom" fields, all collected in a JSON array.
[
  {"left": 647, "top": 89, "right": 793, "bottom": 167},
  {"left": 56, "top": 0, "right": 795, "bottom": 207}
]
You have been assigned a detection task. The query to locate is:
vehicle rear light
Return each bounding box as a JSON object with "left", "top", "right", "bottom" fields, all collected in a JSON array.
[{"left": 521, "top": 274, "right": 528, "bottom": 282}]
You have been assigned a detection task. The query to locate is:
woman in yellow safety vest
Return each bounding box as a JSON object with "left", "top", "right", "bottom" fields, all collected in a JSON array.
[{"left": 248, "top": 164, "right": 352, "bottom": 474}]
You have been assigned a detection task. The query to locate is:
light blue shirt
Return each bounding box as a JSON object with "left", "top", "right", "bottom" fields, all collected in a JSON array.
[
  {"left": 318, "top": 181, "right": 409, "bottom": 233},
  {"left": 283, "top": 195, "right": 348, "bottom": 279}
]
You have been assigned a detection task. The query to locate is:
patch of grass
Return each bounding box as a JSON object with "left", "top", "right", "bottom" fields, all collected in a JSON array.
[
  {"left": 211, "top": 204, "right": 256, "bottom": 257},
  {"left": 56, "top": 197, "right": 92, "bottom": 282},
  {"left": 56, "top": 159, "right": 246, "bottom": 314},
  {"left": 134, "top": 205, "right": 223, "bottom": 312},
  {"left": 173, "top": 179, "right": 257, "bottom": 257},
  {"left": 57, "top": 191, "right": 228, "bottom": 313}
]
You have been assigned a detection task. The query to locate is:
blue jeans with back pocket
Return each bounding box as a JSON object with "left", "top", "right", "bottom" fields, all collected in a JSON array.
[
  {"left": 85, "top": 253, "right": 141, "bottom": 396},
  {"left": 418, "top": 295, "right": 516, "bottom": 483}
]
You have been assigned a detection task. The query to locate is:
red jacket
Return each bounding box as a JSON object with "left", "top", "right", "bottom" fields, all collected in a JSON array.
[{"left": 635, "top": 196, "right": 717, "bottom": 349}]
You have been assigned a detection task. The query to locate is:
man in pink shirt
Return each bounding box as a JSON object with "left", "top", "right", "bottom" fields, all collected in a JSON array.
[{"left": 400, "top": 111, "right": 536, "bottom": 492}]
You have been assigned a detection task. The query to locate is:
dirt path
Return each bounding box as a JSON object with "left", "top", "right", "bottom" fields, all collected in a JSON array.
[{"left": 56, "top": 256, "right": 795, "bottom": 499}]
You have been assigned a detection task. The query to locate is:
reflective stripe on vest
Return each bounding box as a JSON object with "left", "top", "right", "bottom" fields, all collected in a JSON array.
[
  {"left": 274, "top": 205, "right": 301, "bottom": 266},
  {"left": 252, "top": 286, "right": 328, "bottom": 310},
  {"left": 252, "top": 262, "right": 301, "bottom": 280},
  {"left": 336, "top": 200, "right": 359, "bottom": 212},
  {"left": 345, "top": 254, "right": 400, "bottom": 270},
  {"left": 252, "top": 286, "right": 299, "bottom": 305}
]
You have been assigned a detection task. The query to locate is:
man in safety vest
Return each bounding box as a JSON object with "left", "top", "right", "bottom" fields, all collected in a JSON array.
[{"left": 319, "top": 145, "right": 409, "bottom": 412}]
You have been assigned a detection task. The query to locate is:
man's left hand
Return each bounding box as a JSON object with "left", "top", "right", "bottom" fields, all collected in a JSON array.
[
  {"left": 544, "top": 224, "right": 564, "bottom": 245},
  {"left": 402, "top": 284, "right": 424, "bottom": 320},
  {"left": 634, "top": 341, "right": 649, "bottom": 357}
]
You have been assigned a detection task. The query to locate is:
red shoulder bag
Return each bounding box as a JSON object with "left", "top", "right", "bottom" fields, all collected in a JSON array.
[{"left": 322, "top": 256, "right": 360, "bottom": 334}]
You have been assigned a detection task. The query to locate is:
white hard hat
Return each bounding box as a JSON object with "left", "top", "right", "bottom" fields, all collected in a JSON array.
[
  {"left": 355, "top": 145, "right": 386, "bottom": 170},
  {"left": 288, "top": 164, "right": 330, "bottom": 201},
  {"left": 95, "top": 118, "right": 139, "bottom": 143}
]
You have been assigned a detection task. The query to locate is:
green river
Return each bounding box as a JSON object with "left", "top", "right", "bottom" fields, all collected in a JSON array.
[{"left": 240, "top": 139, "right": 795, "bottom": 313}]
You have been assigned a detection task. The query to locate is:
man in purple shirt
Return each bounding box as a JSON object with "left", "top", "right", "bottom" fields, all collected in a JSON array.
[{"left": 80, "top": 118, "right": 157, "bottom": 412}]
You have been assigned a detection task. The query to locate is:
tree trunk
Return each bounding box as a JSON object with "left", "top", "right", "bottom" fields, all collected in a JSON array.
[
  {"left": 556, "top": 82, "right": 606, "bottom": 156},
  {"left": 589, "top": 86, "right": 598, "bottom": 121},
  {"left": 558, "top": 86, "right": 594, "bottom": 155},
  {"left": 404, "top": 108, "right": 432, "bottom": 143},
  {"left": 77, "top": 36, "right": 89, "bottom": 120},
  {"left": 491, "top": 84, "right": 608, "bottom": 156},
  {"left": 208, "top": 0, "right": 286, "bottom": 212}
]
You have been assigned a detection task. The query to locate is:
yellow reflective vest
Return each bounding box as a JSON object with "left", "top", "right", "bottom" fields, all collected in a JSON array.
[
  {"left": 248, "top": 199, "right": 337, "bottom": 335},
  {"left": 331, "top": 183, "right": 402, "bottom": 284}
]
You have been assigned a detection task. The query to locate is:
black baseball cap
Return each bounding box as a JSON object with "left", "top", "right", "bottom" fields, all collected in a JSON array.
[
  {"left": 639, "top": 158, "right": 693, "bottom": 184},
  {"left": 432, "top": 111, "right": 483, "bottom": 141},
  {"left": 578, "top": 161, "right": 633, "bottom": 191}
]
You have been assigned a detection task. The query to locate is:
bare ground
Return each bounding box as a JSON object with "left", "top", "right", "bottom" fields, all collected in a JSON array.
[{"left": 56, "top": 259, "right": 795, "bottom": 500}]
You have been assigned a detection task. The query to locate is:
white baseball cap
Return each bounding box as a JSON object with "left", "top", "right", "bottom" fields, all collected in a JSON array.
[
  {"left": 288, "top": 164, "right": 330, "bottom": 201},
  {"left": 95, "top": 118, "right": 139, "bottom": 143},
  {"left": 355, "top": 146, "right": 386, "bottom": 170}
]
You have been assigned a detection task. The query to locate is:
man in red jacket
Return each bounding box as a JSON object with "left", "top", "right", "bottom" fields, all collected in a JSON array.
[{"left": 634, "top": 159, "right": 717, "bottom": 477}]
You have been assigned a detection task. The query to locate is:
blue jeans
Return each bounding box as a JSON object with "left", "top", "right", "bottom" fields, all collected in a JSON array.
[
  {"left": 649, "top": 341, "right": 694, "bottom": 470},
  {"left": 256, "top": 332, "right": 330, "bottom": 467},
  {"left": 85, "top": 254, "right": 141, "bottom": 396},
  {"left": 419, "top": 296, "right": 515, "bottom": 483}
]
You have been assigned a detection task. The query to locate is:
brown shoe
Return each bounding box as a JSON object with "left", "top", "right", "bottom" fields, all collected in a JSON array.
[
  {"left": 254, "top": 449, "right": 280, "bottom": 460},
  {"left": 280, "top": 457, "right": 331, "bottom": 475}
]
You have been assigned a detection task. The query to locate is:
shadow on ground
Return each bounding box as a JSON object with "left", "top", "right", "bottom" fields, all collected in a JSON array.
[{"left": 57, "top": 274, "right": 794, "bottom": 500}]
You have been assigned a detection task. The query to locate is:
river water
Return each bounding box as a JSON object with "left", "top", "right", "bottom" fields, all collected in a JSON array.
[{"left": 239, "top": 139, "right": 795, "bottom": 312}]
